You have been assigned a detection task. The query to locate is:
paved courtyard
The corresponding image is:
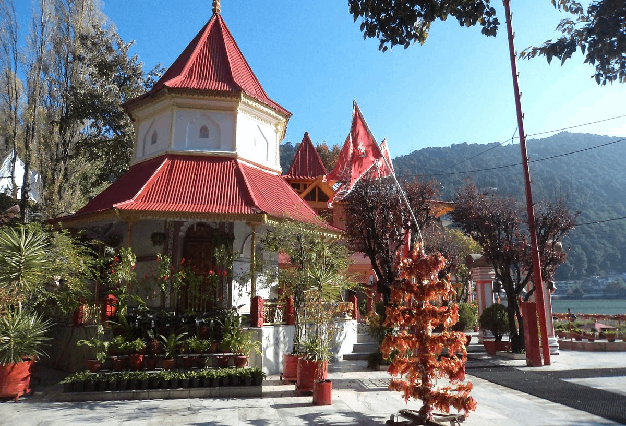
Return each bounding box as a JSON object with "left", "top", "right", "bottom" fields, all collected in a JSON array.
[{"left": 2, "top": 343, "right": 625, "bottom": 425}]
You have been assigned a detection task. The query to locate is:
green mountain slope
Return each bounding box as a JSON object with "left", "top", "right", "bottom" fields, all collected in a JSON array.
[{"left": 393, "top": 132, "right": 626, "bottom": 280}]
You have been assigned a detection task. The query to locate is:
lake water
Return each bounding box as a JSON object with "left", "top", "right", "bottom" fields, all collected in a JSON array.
[{"left": 551, "top": 298, "right": 626, "bottom": 315}]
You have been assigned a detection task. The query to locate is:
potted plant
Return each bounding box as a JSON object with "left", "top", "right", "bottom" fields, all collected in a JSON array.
[
  {"left": 159, "top": 331, "right": 187, "bottom": 370},
  {"left": 127, "top": 338, "right": 147, "bottom": 370},
  {"left": 605, "top": 330, "right": 617, "bottom": 342},
  {"left": 572, "top": 328, "right": 584, "bottom": 341},
  {"left": 479, "top": 303, "right": 510, "bottom": 355},
  {"left": 77, "top": 325, "right": 110, "bottom": 373},
  {"left": 145, "top": 330, "right": 162, "bottom": 370},
  {"left": 298, "top": 335, "right": 331, "bottom": 402},
  {"left": 224, "top": 328, "right": 261, "bottom": 368},
  {"left": 109, "top": 336, "right": 128, "bottom": 371},
  {"left": 0, "top": 311, "right": 52, "bottom": 401}
]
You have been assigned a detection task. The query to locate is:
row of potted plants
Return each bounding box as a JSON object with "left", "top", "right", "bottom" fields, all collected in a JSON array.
[
  {"left": 557, "top": 328, "right": 623, "bottom": 342},
  {"left": 60, "top": 367, "right": 265, "bottom": 393},
  {"left": 78, "top": 317, "right": 261, "bottom": 372}
]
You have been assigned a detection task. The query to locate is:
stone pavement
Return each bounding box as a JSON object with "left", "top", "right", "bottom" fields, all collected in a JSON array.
[{"left": 1, "top": 340, "right": 625, "bottom": 425}]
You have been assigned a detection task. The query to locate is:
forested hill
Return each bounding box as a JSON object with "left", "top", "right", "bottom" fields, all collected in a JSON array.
[{"left": 392, "top": 132, "right": 626, "bottom": 280}]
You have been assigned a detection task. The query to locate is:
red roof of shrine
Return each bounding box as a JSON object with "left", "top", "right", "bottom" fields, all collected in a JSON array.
[
  {"left": 285, "top": 132, "right": 327, "bottom": 179},
  {"left": 128, "top": 13, "right": 289, "bottom": 116},
  {"left": 72, "top": 154, "right": 331, "bottom": 227}
]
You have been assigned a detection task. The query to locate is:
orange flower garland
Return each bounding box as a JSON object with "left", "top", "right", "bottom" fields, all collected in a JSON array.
[{"left": 381, "top": 244, "right": 477, "bottom": 422}]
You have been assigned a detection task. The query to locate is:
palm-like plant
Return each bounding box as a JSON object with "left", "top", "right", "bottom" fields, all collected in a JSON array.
[
  {"left": 0, "top": 310, "right": 52, "bottom": 365},
  {"left": 0, "top": 225, "right": 49, "bottom": 310},
  {"left": 159, "top": 331, "right": 188, "bottom": 360}
]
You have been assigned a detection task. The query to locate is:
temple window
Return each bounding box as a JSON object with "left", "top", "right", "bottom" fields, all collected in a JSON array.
[
  {"left": 151, "top": 130, "right": 158, "bottom": 145},
  {"left": 199, "top": 125, "right": 209, "bottom": 139}
]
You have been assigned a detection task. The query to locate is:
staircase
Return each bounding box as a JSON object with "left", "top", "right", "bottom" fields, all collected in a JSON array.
[{"left": 342, "top": 324, "right": 379, "bottom": 361}]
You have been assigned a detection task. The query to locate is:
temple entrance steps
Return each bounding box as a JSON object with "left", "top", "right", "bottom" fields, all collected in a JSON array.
[{"left": 342, "top": 324, "right": 379, "bottom": 361}]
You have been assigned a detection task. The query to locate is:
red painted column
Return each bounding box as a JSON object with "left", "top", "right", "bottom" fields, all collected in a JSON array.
[
  {"left": 521, "top": 302, "right": 541, "bottom": 366},
  {"left": 285, "top": 296, "right": 295, "bottom": 326},
  {"left": 250, "top": 296, "right": 264, "bottom": 328},
  {"left": 350, "top": 294, "right": 358, "bottom": 321}
]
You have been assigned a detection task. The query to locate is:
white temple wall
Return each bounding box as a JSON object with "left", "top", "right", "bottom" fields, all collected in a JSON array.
[
  {"left": 172, "top": 108, "right": 235, "bottom": 152},
  {"left": 136, "top": 110, "right": 172, "bottom": 159},
  {"left": 235, "top": 112, "right": 280, "bottom": 172}
]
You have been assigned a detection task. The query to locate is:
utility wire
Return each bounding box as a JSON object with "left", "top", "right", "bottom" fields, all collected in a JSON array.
[
  {"left": 575, "top": 215, "right": 626, "bottom": 227},
  {"left": 400, "top": 136, "right": 626, "bottom": 178},
  {"left": 408, "top": 113, "right": 626, "bottom": 177}
]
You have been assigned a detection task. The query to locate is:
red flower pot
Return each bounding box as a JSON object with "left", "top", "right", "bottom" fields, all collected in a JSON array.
[
  {"left": 161, "top": 358, "right": 176, "bottom": 370},
  {"left": 283, "top": 353, "right": 298, "bottom": 382},
  {"left": 182, "top": 356, "right": 195, "bottom": 369},
  {"left": 216, "top": 355, "right": 230, "bottom": 368},
  {"left": 112, "top": 357, "right": 126, "bottom": 371},
  {"left": 483, "top": 340, "right": 510, "bottom": 355},
  {"left": 86, "top": 359, "right": 103, "bottom": 373},
  {"left": 145, "top": 356, "right": 159, "bottom": 370},
  {"left": 313, "top": 379, "right": 332, "bottom": 405},
  {"left": 233, "top": 355, "right": 248, "bottom": 368},
  {"left": 297, "top": 358, "right": 328, "bottom": 394},
  {"left": 128, "top": 354, "right": 144, "bottom": 371},
  {"left": 0, "top": 361, "right": 34, "bottom": 401}
]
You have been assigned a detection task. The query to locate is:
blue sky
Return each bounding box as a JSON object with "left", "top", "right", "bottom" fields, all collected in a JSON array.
[{"left": 17, "top": 0, "right": 626, "bottom": 158}]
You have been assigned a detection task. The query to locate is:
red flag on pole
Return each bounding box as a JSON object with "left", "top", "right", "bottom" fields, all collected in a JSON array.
[{"left": 325, "top": 101, "right": 392, "bottom": 197}]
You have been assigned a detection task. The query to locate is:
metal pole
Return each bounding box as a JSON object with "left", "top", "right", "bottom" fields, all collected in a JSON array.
[{"left": 502, "top": 0, "right": 551, "bottom": 365}]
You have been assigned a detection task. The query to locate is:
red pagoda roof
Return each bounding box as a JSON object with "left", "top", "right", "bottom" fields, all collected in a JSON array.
[
  {"left": 285, "top": 132, "right": 327, "bottom": 179},
  {"left": 71, "top": 154, "right": 331, "bottom": 228},
  {"left": 128, "top": 13, "right": 289, "bottom": 116}
]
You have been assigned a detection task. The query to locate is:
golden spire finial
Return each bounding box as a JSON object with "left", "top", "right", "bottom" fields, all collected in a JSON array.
[{"left": 212, "top": 0, "right": 221, "bottom": 14}]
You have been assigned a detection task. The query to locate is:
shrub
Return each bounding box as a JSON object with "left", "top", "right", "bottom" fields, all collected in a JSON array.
[
  {"left": 452, "top": 303, "right": 477, "bottom": 331},
  {"left": 479, "top": 303, "right": 509, "bottom": 341}
]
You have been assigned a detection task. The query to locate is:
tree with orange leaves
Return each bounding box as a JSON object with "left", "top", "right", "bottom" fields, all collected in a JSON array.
[{"left": 381, "top": 244, "right": 476, "bottom": 424}]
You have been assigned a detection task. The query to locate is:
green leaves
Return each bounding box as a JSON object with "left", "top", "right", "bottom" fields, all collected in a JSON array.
[
  {"left": 348, "top": 0, "right": 500, "bottom": 52},
  {"left": 0, "top": 225, "right": 49, "bottom": 305},
  {"left": 521, "top": 0, "right": 626, "bottom": 85},
  {"left": 0, "top": 310, "right": 52, "bottom": 365}
]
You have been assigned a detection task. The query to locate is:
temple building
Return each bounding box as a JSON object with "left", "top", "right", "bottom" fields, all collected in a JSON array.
[{"left": 59, "top": 2, "right": 331, "bottom": 314}]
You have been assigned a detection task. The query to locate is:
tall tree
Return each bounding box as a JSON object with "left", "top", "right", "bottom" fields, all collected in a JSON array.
[
  {"left": 17, "top": 0, "right": 161, "bottom": 219},
  {"left": 21, "top": 0, "right": 52, "bottom": 222},
  {"left": 0, "top": 0, "right": 22, "bottom": 199},
  {"left": 449, "top": 181, "right": 576, "bottom": 351},
  {"left": 348, "top": 0, "right": 499, "bottom": 51},
  {"left": 521, "top": 0, "right": 626, "bottom": 85},
  {"left": 342, "top": 174, "right": 440, "bottom": 304},
  {"left": 315, "top": 142, "right": 341, "bottom": 171}
]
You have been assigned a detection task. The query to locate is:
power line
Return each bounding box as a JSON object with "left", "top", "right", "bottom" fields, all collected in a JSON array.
[
  {"left": 403, "top": 114, "right": 626, "bottom": 176},
  {"left": 575, "top": 215, "right": 626, "bottom": 227},
  {"left": 400, "top": 136, "right": 626, "bottom": 179}
]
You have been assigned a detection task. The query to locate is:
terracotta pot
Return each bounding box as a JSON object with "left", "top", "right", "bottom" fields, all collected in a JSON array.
[
  {"left": 313, "top": 380, "right": 332, "bottom": 405},
  {"left": 112, "top": 357, "right": 126, "bottom": 372},
  {"left": 216, "top": 355, "right": 230, "bottom": 368},
  {"left": 195, "top": 356, "right": 208, "bottom": 368},
  {"left": 161, "top": 358, "right": 176, "bottom": 370},
  {"left": 283, "top": 354, "right": 298, "bottom": 382},
  {"left": 233, "top": 355, "right": 248, "bottom": 368},
  {"left": 483, "top": 340, "right": 510, "bottom": 356},
  {"left": 145, "top": 356, "right": 159, "bottom": 370},
  {"left": 128, "top": 354, "right": 144, "bottom": 371},
  {"left": 0, "top": 361, "right": 34, "bottom": 401},
  {"left": 182, "top": 356, "right": 195, "bottom": 369},
  {"left": 297, "top": 358, "right": 328, "bottom": 393},
  {"left": 86, "top": 359, "right": 103, "bottom": 373}
]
